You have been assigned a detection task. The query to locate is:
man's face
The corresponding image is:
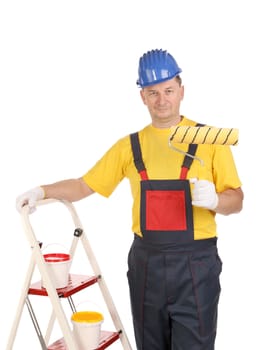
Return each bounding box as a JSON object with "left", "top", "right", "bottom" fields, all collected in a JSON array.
[{"left": 140, "top": 77, "right": 184, "bottom": 128}]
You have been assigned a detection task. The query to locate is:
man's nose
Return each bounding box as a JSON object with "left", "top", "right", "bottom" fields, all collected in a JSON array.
[{"left": 156, "top": 93, "right": 166, "bottom": 104}]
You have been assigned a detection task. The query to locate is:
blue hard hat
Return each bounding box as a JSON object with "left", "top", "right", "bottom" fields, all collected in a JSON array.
[{"left": 136, "top": 49, "right": 182, "bottom": 88}]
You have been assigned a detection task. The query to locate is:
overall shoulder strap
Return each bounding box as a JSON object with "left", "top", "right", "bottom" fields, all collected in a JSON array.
[
  {"left": 130, "top": 132, "right": 148, "bottom": 180},
  {"left": 180, "top": 123, "right": 205, "bottom": 179}
]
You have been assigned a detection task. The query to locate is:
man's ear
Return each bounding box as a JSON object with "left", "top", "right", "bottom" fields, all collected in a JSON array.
[
  {"left": 180, "top": 85, "right": 185, "bottom": 100},
  {"left": 140, "top": 89, "right": 147, "bottom": 105}
]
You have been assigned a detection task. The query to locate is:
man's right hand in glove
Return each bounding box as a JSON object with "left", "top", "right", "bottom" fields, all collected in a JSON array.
[{"left": 16, "top": 186, "right": 45, "bottom": 214}]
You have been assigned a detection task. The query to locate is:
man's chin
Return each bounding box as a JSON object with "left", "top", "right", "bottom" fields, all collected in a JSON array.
[{"left": 156, "top": 111, "right": 170, "bottom": 118}]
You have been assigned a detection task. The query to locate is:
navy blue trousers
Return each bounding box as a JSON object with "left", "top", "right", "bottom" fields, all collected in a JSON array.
[{"left": 127, "top": 236, "right": 222, "bottom": 350}]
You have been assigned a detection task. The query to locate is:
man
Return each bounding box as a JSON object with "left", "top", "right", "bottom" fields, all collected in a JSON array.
[{"left": 16, "top": 49, "right": 243, "bottom": 349}]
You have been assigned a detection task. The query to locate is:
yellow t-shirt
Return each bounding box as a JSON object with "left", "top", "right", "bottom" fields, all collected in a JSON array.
[{"left": 82, "top": 117, "right": 242, "bottom": 240}]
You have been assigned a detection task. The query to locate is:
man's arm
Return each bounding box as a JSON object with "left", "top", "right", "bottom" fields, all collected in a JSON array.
[
  {"left": 42, "top": 177, "right": 94, "bottom": 202},
  {"left": 215, "top": 187, "right": 244, "bottom": 215},
  {"left": 16, "top": 177, "right": 94, "bottom": 213}
]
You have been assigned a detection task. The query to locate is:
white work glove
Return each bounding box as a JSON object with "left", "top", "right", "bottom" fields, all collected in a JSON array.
[
  {"left": 190, "top": 179, "right": 219, "bottom": 210},
  {"left": 16, "top": 186, "right": 45, "bottom": 214}
]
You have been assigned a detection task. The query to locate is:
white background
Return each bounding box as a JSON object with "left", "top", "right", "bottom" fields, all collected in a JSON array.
[{"left": 1, "top": 0, "right": 268, "bottom": 349}]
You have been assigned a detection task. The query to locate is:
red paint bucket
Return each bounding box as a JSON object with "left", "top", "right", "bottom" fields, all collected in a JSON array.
[{"left": 42, "top": 253, "right": 72, "bottom": 289}]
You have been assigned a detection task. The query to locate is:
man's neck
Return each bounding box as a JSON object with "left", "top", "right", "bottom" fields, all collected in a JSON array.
[{"left": 152, "top": 115, "right": 182, "bottom": 129}]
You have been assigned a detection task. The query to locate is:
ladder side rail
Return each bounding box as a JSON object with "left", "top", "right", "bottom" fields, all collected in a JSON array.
[
  {"left": 61, "top": 200, "right": 133, "bottom": 350},
  {"left": 60, "top": 200, "right": 90, "bottom": 260},
  {"left": 80, "top": 232, "right": 133, "bottom": 350},
  {"left": 44, "top": 230, "right": 81, "bottom": 343},
  {"left": 66, "top": 205, "right": 101, "bottom": 273},
  {"left": 21, "top": 204, "right": 80, "bottom": 350},
  {"left": 44, "top": 307, "right": 56, "bottom": 345},
  {"left": 6, "top": 255, "right": 37, "bottom": 349}
]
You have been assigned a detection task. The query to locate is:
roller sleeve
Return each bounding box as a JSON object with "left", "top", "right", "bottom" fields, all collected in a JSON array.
[{"left": 169, "top": 126, "right": 239, "bottom": 145}]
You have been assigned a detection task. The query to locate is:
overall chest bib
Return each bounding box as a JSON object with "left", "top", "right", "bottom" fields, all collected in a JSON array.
[{"left": 130, "top": 131, "right": 199, "bottom": 244}]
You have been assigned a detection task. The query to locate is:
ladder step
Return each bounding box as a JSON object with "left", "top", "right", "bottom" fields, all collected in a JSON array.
[
  {"left": 28, "top": 274, "right": 99, "bottom": 297},
  {"left": 48, "top": 330, "right": 120, "bottom": 349}
]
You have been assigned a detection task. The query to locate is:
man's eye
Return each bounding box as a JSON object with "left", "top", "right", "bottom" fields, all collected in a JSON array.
[
  {"left": 149, "top": 91, "right": 158, "bottom": 96},
  {"left": 166, "top": 89, "right": 173, "bottom": 94}
]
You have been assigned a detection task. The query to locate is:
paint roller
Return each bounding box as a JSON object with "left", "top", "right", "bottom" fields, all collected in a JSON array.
[{"left": 168, "top": 125, "right": 239, "bottom": 166}]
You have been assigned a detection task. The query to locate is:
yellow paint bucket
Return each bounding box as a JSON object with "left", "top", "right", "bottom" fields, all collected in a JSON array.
[{"left": 71, "top": 311, "right": 104, "bottom": 350}]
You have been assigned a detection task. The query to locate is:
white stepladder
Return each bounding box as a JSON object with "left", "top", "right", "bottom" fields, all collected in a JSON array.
[{"left": 6, "top": 199, "right": 133, "bottom": 350}]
